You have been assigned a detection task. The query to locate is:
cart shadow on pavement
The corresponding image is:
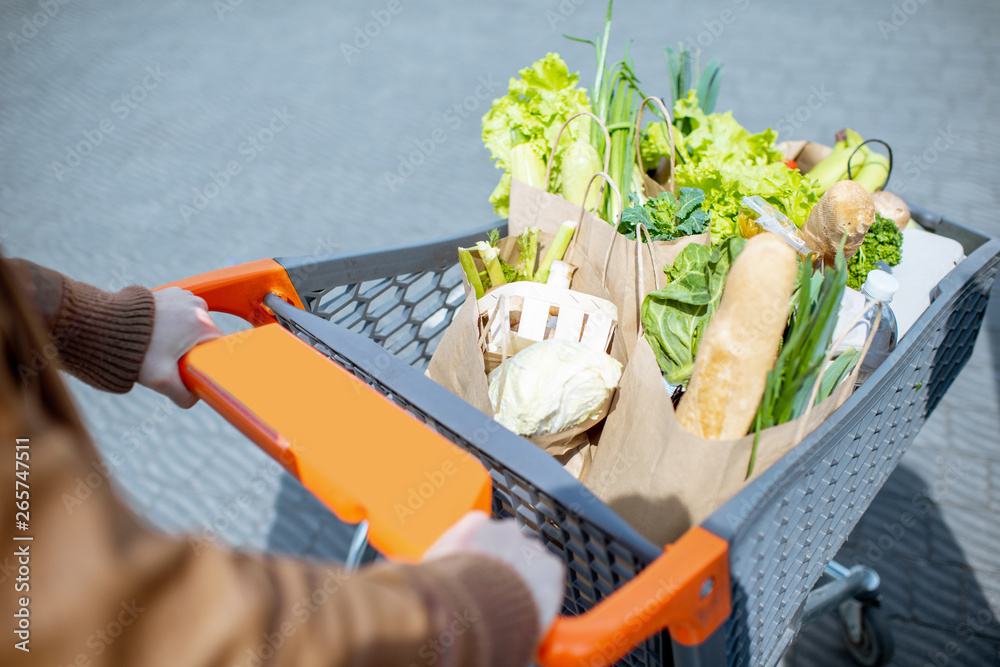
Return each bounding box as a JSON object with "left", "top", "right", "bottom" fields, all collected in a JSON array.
[{"left": 782, "top": 463, "right": 1000, "bottom": 666}]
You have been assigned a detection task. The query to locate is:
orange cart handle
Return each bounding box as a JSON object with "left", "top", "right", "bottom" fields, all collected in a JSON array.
[
  {"left": 158, "top": 258, "right": 305, "bottom": 326},
  {"left": 159, "top": 261, "right": 732, "bottom": 666}
]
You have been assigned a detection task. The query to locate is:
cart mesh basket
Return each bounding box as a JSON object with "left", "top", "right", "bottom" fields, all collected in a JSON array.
[{"left": 251, "top": 206, "right": 997, "bottom": 666}]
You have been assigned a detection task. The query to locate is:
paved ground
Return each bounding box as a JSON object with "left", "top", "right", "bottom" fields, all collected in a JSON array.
[{"left": 2, "top": 0, "right": 998, "bottom": 664}]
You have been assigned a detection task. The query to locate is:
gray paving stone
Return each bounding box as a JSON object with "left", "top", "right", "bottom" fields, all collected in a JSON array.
[
  {"left": 890, "top": 618, "right": 1000, "bottom": 667},
  {"left": 882, "top": 455, "right": 944, "bottom": 502},
  {"left": 855, "top": 495, "right": 931, "bottom": 563},
  {"left": 910, "top": 561, "right": 965, "bottom": 630},
  {"left": 940, "top": 453, "right": 994, "bottom": 511},
  {"left": 948, "top": 407, "right": 1000, "bottom": 461},
  {"left": 910, "top": 408, "right": 951, "bottom": 453},
  {"left": 961, "top": 569, "right": 1000, "bottom": 641},
  {"left": 931, "top": 506, "right": 1000, "bottom": 574},
  {"left": 873, "top": 554, "right": 915, "bottom": 622}
]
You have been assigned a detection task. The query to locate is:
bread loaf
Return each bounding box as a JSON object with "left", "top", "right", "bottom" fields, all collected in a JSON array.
[
  {"left": 676, "top": 232, "right": 799, "bottom": 440},
  {"left": 800, "top": 180, "right": 876, "bottom": 265}
]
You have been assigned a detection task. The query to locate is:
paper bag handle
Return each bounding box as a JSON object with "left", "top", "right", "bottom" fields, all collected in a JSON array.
[
  {"left": 633, "top": 96, "right": 677, "bottom": 195},
  {"left": 602, "top": 219, "right": 659, "bottom": 336},
  {"left": 544, "top": 111, "right": 613, "bottom": 196}
]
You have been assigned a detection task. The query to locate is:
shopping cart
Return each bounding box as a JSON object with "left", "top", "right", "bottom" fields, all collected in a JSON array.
[{"left": 161, "top": 205, "right": 999, "bottom": 666}]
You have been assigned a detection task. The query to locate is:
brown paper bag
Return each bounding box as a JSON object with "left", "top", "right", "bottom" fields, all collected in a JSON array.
[
  {"left": 509, "top": 178, "right": 710, "bottom": 358},
  {"left": 586, "top": 335, "right": 857, "bottom": 547},
  {"left": 427, "top": 205, "right": 628, "bottom": 480}
]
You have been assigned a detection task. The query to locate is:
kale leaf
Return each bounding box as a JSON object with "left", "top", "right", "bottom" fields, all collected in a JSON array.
[{"left": 617, "top": 187, "right": 710, "bottom": 242}]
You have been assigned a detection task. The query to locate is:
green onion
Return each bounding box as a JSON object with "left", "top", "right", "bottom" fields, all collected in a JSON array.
[
  {"left": 535, "top": 221, "right": 577, "bottom": 283},
  {"left": 458, "top": 248, "right": 485, "bottom": 299},
  {"left": 475, "top": 241, "right": 507, "bottom": 289}
]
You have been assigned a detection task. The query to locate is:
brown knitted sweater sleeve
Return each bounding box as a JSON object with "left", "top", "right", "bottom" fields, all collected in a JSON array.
[{"left": 7, "top": 259, "right": 154, "bottom": 393}]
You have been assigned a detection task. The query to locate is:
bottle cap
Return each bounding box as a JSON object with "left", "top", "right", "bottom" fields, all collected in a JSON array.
[{"left": 862, "top": 269, "right": 899, "bottom": 302}]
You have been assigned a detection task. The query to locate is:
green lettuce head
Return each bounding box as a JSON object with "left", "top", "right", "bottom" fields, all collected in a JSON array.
[{"left": 482, "top": 53, "right": 593, "bottom": 217}]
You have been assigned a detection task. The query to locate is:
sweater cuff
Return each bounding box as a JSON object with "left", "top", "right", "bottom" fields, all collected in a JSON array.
[
  {"left": 422, "top": 554, "right": 540, "bottom": 667},
  {"left": 51, "top": 276, "right": 155, "bottom": 393}
]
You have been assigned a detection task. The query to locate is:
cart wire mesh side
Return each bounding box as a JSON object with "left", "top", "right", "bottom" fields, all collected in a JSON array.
[{"left": 268, "top": 210, "right": 999, "bottom": 667}]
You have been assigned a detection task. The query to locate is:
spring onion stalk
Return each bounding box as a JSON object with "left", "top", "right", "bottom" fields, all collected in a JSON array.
[
  {"left": 458, "top": 248, "right": 485, "bottom": 299},
  {"left": 475, "top": 241, "right": 507, "bottom": 289},
  {"left": 566, "top": 1, "right": 649, "bottom": 223},
  {"left": 535, "top": 220, "right": 577, "bottom": 283}
]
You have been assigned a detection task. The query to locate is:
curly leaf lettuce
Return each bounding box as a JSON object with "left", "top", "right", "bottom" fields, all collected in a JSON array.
[
  {"left": 640, "top": 91, "right": 818, "bottom": 241},
  {"left": 482, "top": 53, "right": 593, "bottom": 217}
]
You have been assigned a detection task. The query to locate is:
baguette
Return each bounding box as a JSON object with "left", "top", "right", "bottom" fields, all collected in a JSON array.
[
  {"left": 800, "top": 179, "right": 876, "bottom": 265},
  {"left": 676, "top": 232, "right": 798, "bottom": 439}
]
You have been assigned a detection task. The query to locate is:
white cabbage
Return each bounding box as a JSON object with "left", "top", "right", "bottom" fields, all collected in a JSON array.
[{"left": 488, "top": 340, "right": 623, "bottom": 437}]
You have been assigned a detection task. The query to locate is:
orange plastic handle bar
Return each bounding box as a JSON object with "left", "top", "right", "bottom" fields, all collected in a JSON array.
[
  {"left": 180, "top": 324, "right": 493, "bottom": 561},
  {"left": 535, "top": 527, "right": 729, "bottom": 666},
  {"left": 159, "top": 258, "right": 304, "bottom": 326},
  {"left": 161, "top": 260, "right": 732, "bottom": 664}
]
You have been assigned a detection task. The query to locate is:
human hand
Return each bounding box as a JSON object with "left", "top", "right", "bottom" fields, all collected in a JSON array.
[
  {"left": 424, "top": 511, "right": 565, "bottom": 636},
  {"left": 139, "top": 287, "right": 223, "bottom": 408}
]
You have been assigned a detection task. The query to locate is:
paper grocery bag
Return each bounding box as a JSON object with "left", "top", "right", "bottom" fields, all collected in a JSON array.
[
  {"left": 427, "top": 203, "right": 627, "bottom": 480},
  {"left": 509, "top": 178, "right": 709, "bottom": 358},
  {"left": 586, "top": 335, "right": 857, "bottom": 547}
]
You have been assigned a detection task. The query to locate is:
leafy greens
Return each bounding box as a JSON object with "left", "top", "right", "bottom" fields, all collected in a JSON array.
[
  {"left": 482, "top": 53, "right": 593, "bottom": 218},
  {"left": 641, "top": 235, "right": 746, "bottom": 385},
  {"left": 846, "top": 213, "right": 903, "bottom": 290},
  {"left": 640, "top": 91, "right": 819, "bottom": 241},
  {"left": 617, "top": 188, "right": 710, "bottom": 242}
]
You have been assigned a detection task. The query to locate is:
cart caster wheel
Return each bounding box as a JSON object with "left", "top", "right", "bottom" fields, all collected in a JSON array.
[{"left": 838, "top": 601, "right": 894, "bottom": 667}]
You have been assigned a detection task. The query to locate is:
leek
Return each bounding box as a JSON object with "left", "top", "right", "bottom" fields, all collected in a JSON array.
[{"left": 458, "top": 248, "right": 485, "bottom": 299}]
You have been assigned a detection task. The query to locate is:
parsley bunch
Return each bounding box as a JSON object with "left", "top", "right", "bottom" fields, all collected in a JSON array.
[{"left": 846, "top": 213, "right": 902, "bottom": 290}]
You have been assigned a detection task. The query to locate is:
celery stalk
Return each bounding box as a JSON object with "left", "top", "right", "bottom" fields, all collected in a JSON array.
[
  {"left": 458, "top": 248, "right": 485, "bottom": 299},
  {"left": 475, "top": 241, "right": 506, "bottom": 289},
  {"left": 535, "top": 220, "right": 577, "bottom": 283}
]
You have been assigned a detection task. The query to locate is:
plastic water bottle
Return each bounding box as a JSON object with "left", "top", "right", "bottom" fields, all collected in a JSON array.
[{"left": 856, "top": 270, "right": 899, "bottom": 385}]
